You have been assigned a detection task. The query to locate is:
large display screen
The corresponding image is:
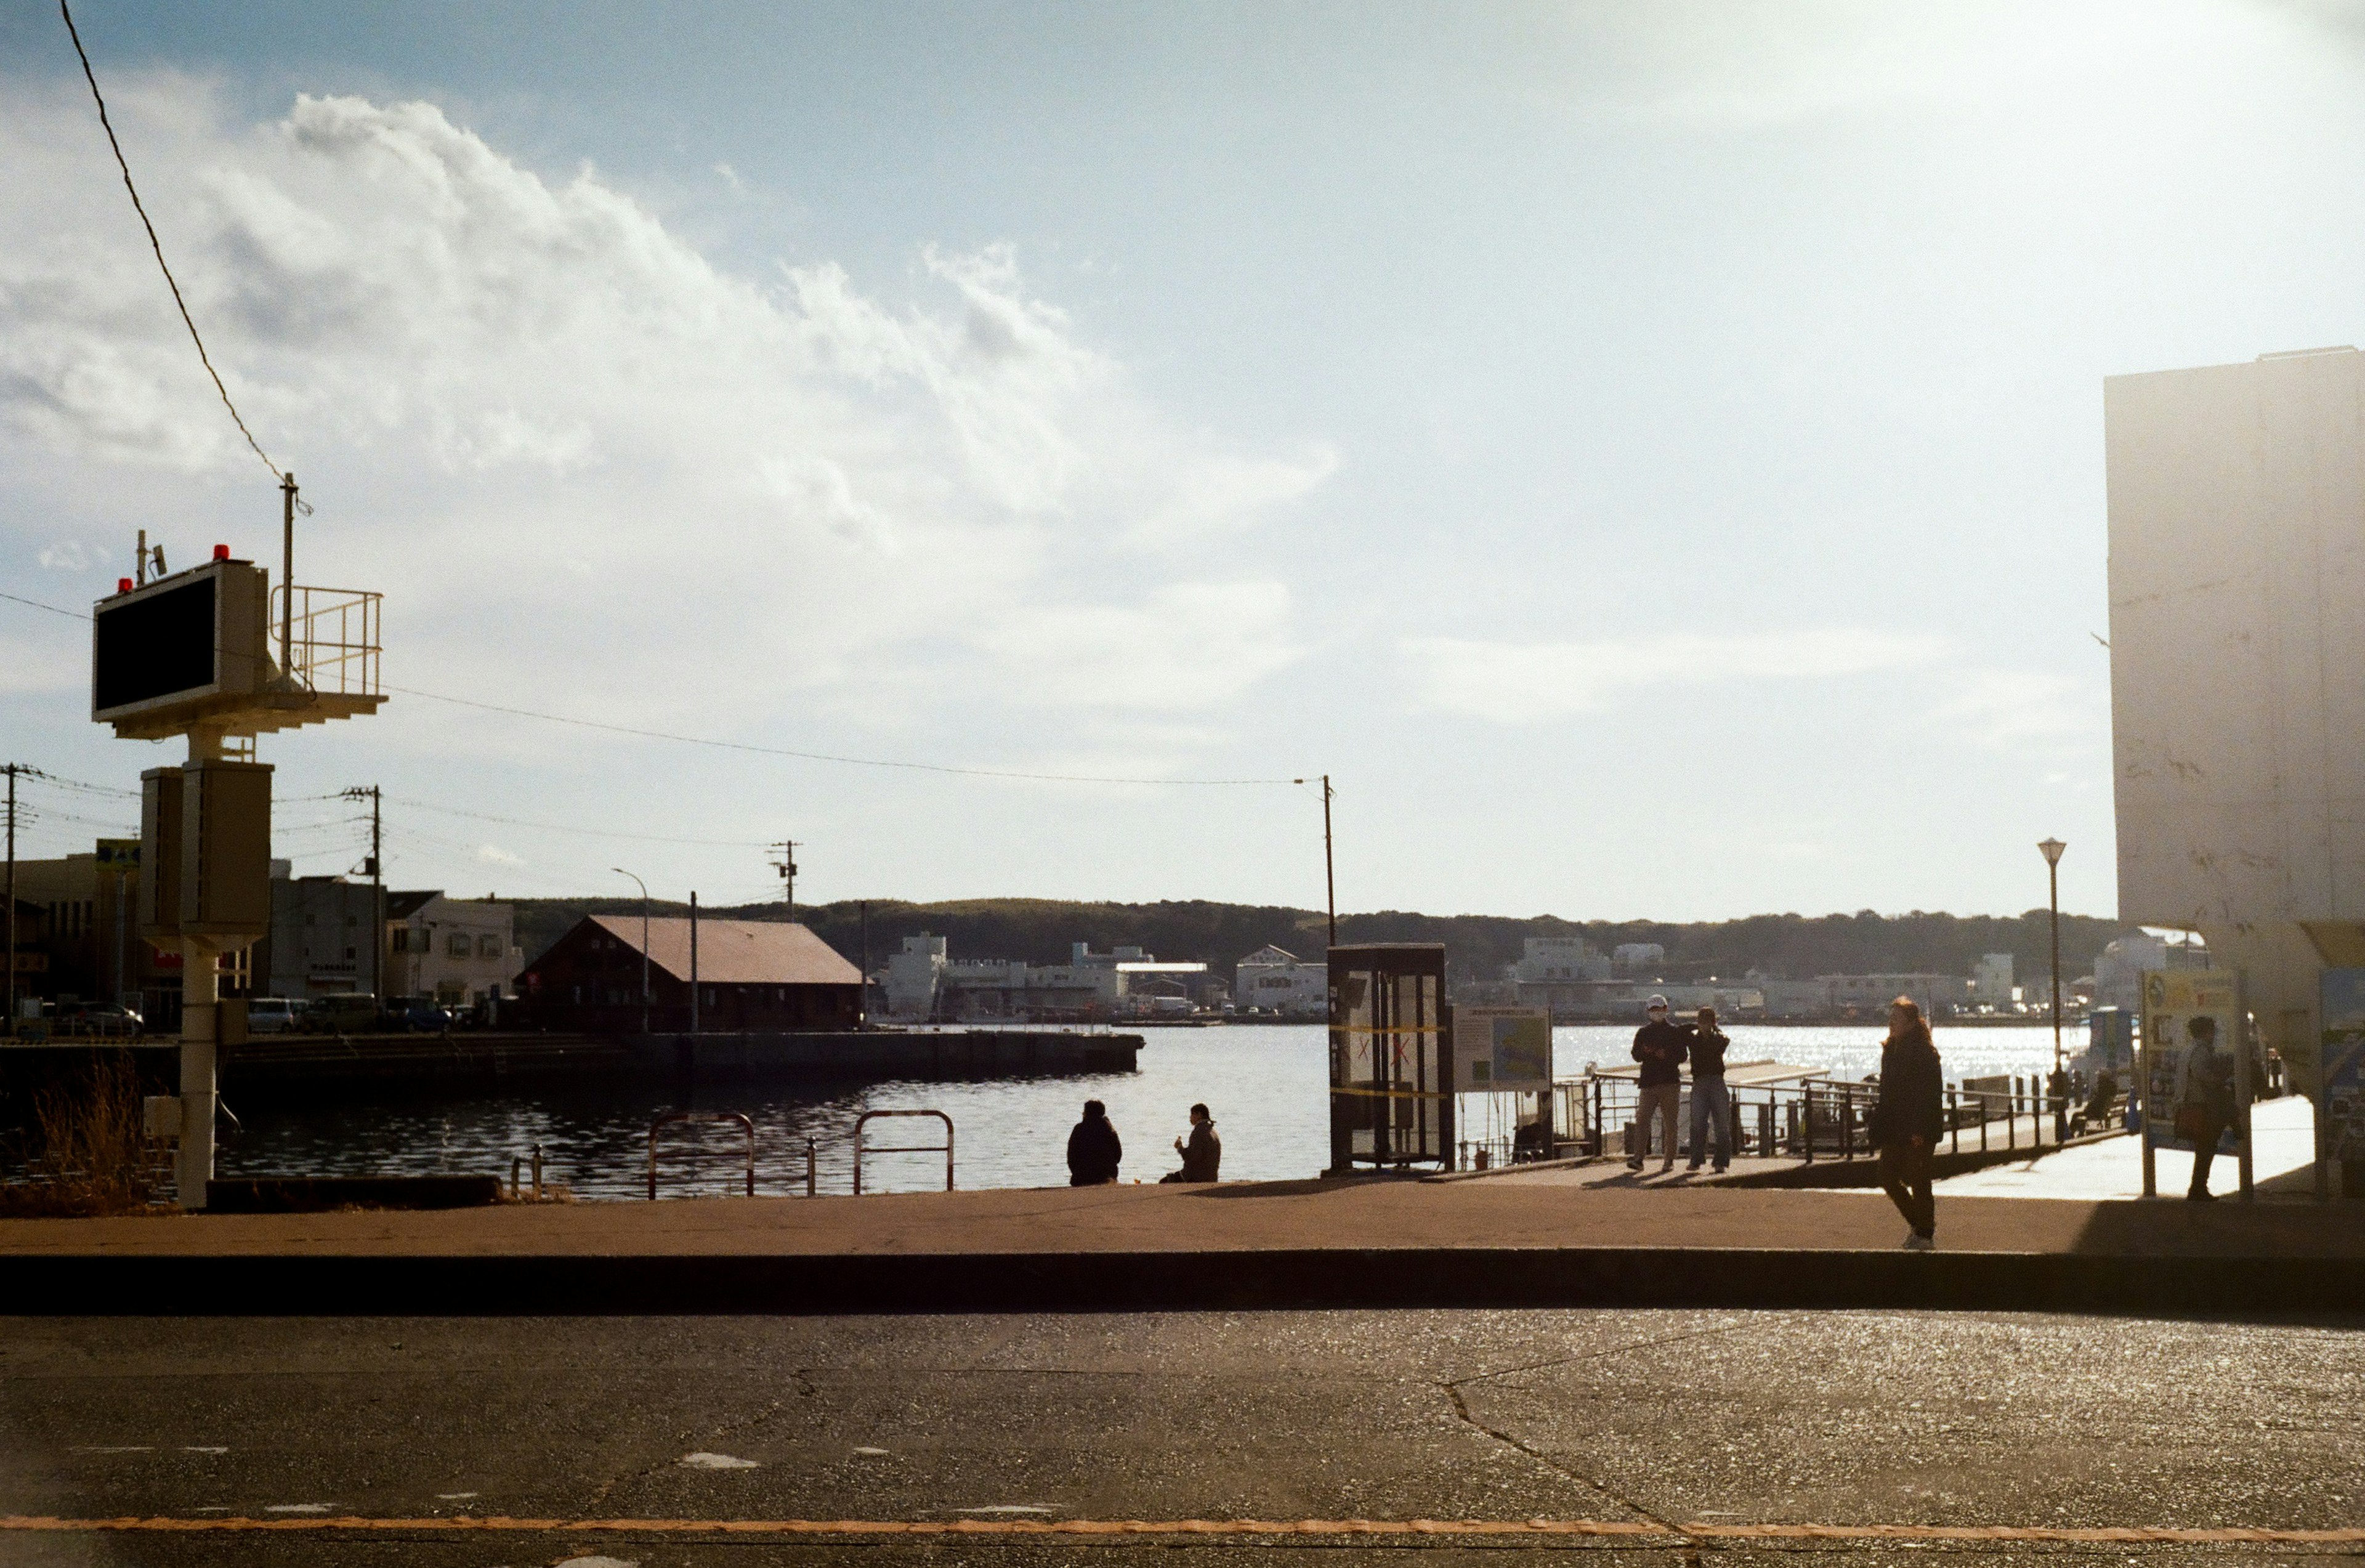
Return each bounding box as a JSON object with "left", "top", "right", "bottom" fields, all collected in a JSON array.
[{"left": 93, "top": 576, "right": 216, "bottom": 713}]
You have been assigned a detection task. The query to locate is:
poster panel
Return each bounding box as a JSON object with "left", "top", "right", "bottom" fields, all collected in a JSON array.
[
  {"left": 1453, "top": 1006, "right": 1553, "bottom": 1093},
  {"left": 2140, "top": 969, "right": 2244, "bottom": 1152},
  {"left": 2319, "top": 969, "right": 2365, "bottom": 1167}
]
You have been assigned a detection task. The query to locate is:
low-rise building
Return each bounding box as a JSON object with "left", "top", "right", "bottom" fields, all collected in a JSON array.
[
  {"left": 881, "top": 934, "right": 948, "bottom": 1021},
  {"left": 880, "top": 936, "right": 1211, "bottom": 1022},
  {"left": 1971, "top": 952, "right": 2016, "bottom": 1009},
  {"left": 264, "top": 870, "right": 383, "bottom": 1000},
  {"left": 519, "top": 914, "right": 860, "bottom": 1032},
  {"left": 1820, "top": 972, "right": 1974, "bottom": 1019},
  {"left": 2092, "top": 929, "right": 2209, "bottom": 1012},
  {"left": 386, "top": 891, "right": 521, "bottom": 1008},
  {"left": 1234, "top": 944, "right": 1327, "bottom": 1017}
]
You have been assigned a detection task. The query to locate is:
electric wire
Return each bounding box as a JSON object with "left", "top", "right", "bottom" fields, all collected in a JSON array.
[
  {"left": 1, "top": 589, "right": 1314, "bottom": 788},
  {"left": 378, "top": 795, "right": 768, "bottom": 849},
  {"left": 59, "top": 0, "right": 298, "bottom": 496}
]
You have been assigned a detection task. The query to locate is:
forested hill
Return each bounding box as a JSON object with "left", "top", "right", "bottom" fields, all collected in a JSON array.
[{"left": 509, "top": 897, "right": 2136, "bottom": 986}]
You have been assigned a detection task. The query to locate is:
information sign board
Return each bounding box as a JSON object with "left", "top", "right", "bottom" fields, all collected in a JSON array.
[
  {"left": 1453, "top": 1006, "right": 1553, "bottom": 1093},
  {"left": 2139, "top": 969, "right": 2246, "bottom": 1153},
  {"left": 2319, "top": 969, "right": 2365, "bottom": 1170}
]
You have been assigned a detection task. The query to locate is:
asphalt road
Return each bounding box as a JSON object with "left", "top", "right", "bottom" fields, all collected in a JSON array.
[{"left": 1, "top": 1308, "right": 2359, "bottom": 1566}]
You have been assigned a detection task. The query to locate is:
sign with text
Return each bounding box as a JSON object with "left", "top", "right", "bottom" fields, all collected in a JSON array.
[
  {"left": 2319, "top": 969, "right": 2365, "bottom": 1168},
  {"left": 1454, "top": 1006, "right": 1553, "bottom": 1093},
  {"left": 2140, "top": 969, "right": 2244, "bottom": 1153}
]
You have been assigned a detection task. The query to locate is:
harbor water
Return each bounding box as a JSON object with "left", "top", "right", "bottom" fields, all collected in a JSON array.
[{"left": 214, "top": 1022, "right": 2077, "bottom": 1200}]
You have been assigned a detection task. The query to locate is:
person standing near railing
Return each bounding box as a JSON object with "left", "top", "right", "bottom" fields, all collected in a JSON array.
[
  {"left": 1684, "top": 1005, "right": 1733, "bottom": 1174},
  {"left": 1869, "top": 996, "right": 1944, "bottom": 1250},
  {"left": 1627, "top": 996, "right": 1688, "bottom": 1174}
]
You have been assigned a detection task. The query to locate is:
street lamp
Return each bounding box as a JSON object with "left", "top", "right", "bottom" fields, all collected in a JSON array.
[
  {"left": 612, "top": 868, "right": 651, "bottom": 1035},
  {"left": 2037, "top": 838, "right": 2066, "bottom": 1075}
]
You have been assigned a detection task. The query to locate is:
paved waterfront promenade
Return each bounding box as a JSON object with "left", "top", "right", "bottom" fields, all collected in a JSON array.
[{"left": 6, "top": 1171, "right": 2360, "bottom": 1315}]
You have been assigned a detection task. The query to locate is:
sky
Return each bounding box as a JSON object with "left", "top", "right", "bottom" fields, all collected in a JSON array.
[{"left": 4, "top": 0, "right": 2363, "bottom": 923}]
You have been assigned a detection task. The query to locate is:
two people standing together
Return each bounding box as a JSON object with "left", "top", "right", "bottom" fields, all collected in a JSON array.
[{"left": 1626, "top": 996, "right": 1734, "bottom": 1174}]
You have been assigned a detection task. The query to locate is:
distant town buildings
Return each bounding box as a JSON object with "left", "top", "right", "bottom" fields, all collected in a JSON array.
[
  {"left": 1235, "top": 944, "right": 1326, "bottom": 1017},
  {"left": 2092, "top": 929, "right": 2209, "bottom": 1014},
  {"left": 876, "top": 934, "right": 1211, "bottom": 1022},
  {"left": 1612, "top": 942, "right": 1665, "bottom": 971}
]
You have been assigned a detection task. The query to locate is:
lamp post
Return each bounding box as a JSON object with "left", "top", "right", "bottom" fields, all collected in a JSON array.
[
  {"left": 2037, "top": 838, "right": 2066, "bottom": 1075},
  {"left": 612, "top": 867, "right": 651, "bottom": 1035}
]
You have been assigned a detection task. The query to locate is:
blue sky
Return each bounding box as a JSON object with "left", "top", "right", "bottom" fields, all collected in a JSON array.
[{"left": 5, "top": 1, "right": 2363, "bottom": 921}]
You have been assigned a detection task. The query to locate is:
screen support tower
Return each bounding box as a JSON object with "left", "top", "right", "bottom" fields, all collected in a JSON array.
[
  {"left": 92, "top": 479, "right": 384, "bottom": 1210},
  {"left": 771, "top": 841, "right": 799, "bottom": 923}
]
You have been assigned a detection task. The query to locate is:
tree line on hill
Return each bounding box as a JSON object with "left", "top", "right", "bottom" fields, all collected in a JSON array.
[{"left": 511, "top": 896, "right": 2137, "bottom": 986}]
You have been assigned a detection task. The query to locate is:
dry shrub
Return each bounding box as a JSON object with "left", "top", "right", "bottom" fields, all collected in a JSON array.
[{"left": 0, "top": 1054, "right": 170, "bottom": 1217}]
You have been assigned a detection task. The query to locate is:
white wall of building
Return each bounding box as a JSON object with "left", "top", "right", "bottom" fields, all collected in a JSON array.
[
  {"left": 1235, "top": 945, "right": 1326, "bottom": 1016},
  {"left": 1511, "top": 937, "right": 1611, "bottom": 985}
]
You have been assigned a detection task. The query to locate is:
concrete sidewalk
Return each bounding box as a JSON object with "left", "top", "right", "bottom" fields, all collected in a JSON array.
[{"left": 3, "top": 1173, "right": 2360, "bottom": 1316}]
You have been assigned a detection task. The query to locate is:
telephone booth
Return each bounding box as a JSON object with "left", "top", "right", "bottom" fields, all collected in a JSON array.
[{"left": 1327, "top": 944, "right": 1452, "bottom": 1172}]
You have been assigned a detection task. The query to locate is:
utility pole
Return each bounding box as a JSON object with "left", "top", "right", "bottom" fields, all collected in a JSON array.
[
  {"left": 771, "top": 841, "right": 799, "bottom": 922},
  {"left": 344, "top": 786, "right": 384, "bottom": 1000},
  {"left": 2038, "top": 838, "right": 2066, "bottom": 1073},
  {"left": 1322, "top": 775, "right": 1336, "bottom": 948},
  {"left": 689, "top": 890, "right": 700, "bottom": 1035},
  {"left": 859, "top": 899, "right": 870, "bottom": 1029},
  {"left": 280, "top": 471, "right": 298, "bottom": 679},
  {"left": 4, "top": 764, "right": 17, "bottom": 1037}
]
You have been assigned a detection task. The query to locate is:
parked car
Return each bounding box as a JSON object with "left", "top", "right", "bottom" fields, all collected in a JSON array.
[
  {"left": 56, "top": 1003, "right": 143, "bottom": 1038},
  {"left": 381, "top": 998, "right": 453, "bottom": 1033},
  {"left": 246, "top": 997, "right": 299, "bottom": 1035},
  {"left": 297, "top": 993, "right": 379, "bottom": 1034}
]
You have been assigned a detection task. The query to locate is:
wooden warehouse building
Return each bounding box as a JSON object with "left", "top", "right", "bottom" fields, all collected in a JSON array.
[{"left": 518, "top": 915, "right": 862, "bottom": 1033}]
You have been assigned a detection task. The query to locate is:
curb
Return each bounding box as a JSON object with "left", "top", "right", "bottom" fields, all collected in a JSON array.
[{"left": 7, "top": 1247, "right": 2359, "bottom": 1317}]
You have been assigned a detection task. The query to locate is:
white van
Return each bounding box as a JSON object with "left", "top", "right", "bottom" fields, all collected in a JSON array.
[{"left": 247, "top": 997, "right": 299, "bottom": 1035}]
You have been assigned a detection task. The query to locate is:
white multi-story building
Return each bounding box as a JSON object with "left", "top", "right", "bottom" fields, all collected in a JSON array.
[
  {"left": 1971, "top": 953, "right": 2016, "bottom": 1009},
  {"left": 2106, "top": 346, "right": 2365, "bottom": 1094},
  {"left": 1612, "top": 943, "right": 1665, "bottom": 971},
  {"left": 1234, "top": 945, "right": 1327, "bottom": 1017},
  {"left": 881, "top": 936, "right": 1209, "bottom": 1022},
  {"left": 1511, "top": 937, "right": 1612, "bottom": 985},
  {"left": 2091, "top": 929, "right": 2209, "bottom": 1014},
  {"left": 881, "top": 934, "right": 948, "bottom": 1020},
  {"left": 384, "top": 891, "right": 520, "bottom": 1008}
]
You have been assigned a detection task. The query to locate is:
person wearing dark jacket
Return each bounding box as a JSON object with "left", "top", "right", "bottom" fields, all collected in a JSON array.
[
  {"left": 1869, "top": 997, "right": 1945, "bottom": 1248},
  {"left": 1160, "top": 1103, "right": 1221, "bottom": 1183},
  {"left": 1685, "top": 1006, "right": 1734, "bottom": 1173},
  {"left": 2175, "top": 1015, "right": 2239, "bottom": 1201},
  {"left": 1067, "top": 1099, "right": 1122, "bottom": 1186},
  {"left": 1628, "top": 996, "right": 1689, "bottom": 1173}
]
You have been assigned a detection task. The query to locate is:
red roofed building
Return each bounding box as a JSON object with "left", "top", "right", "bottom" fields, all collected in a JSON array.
[{"left": 518, "top": 914, "right": 862, "bottom": 1033}]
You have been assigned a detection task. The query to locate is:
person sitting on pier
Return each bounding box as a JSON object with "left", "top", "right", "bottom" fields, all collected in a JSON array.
[
  {"left": 1067, "top": 1099, "right": 1123, "bottom": 1186},
  {"left": 1869, "top": 996, "right": 1944, "bottom": 1250},
  {"left": 1160, "top": 1103, "right": 1221, "bottom": 1184}
]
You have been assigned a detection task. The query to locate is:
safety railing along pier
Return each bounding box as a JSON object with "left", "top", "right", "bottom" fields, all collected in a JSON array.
[
  {"left": 632, "top": 1113, "right": 947, "bottom": 1198},
  {"left": 1556, "top": 1071, "right": 2101, "bottom": 1168}
]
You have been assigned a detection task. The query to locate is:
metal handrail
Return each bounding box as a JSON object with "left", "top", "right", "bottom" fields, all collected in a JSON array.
[
  {"left": 853, "top": 1109, "right": 953, "bottom": 1195},
  {"left": 647, "top": 1112, "right": 755, "bottom": 1200},
  {"left": 1570, "top": 1073, "right": 2074, "bottom": 1166}
]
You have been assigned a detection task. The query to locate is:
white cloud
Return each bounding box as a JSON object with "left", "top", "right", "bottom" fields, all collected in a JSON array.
[
  {"left": 37, "top": 540, "right": 91, "bottom": 570},
  {"left": 1404, "top": 628, "right": 1943, "bottom": 723},
  {"left": 474, "top": 843, "right": 525, "bottom": 867},
  {"left": 1926, "top": 669, "right": 2103, "bottom": 751},
  {"left": 0, "top": 78, "right": 1330, "bottom": 764}
]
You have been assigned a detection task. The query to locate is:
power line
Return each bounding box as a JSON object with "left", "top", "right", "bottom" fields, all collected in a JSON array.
[
  {"left": 378, "top": 685, "right": 1307, "bottom": 786},
  {"left": 1, "top": 588, "right": 1313, "bottom": 787},
  {"left": 59, "top": 0, "right": 297, "bottom": 496},
  {"left": 381, "top": 794, "right": 769, "bottom": 848}
]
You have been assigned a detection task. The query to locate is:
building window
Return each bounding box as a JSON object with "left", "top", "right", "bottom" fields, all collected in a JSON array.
[
  {"left": 477, "top": 934, "right": 500, "bottom": 958},
  {"left": 447, "top": 932, "right": 471, "bottom": 958}
]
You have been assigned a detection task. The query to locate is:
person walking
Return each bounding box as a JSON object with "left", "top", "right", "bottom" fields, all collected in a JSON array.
[
  {"left": 1160, "top": 1102, "right": 1221, "bottom": 1183},
  {"left": 1684, "top": 1004, "right": 1733, "bottom": 1173},
  {"left": 1869, "top": 996, "right": 1944, "bottom": 1249},
  {"left": 2175, "top": 1015, "right": 2239, "bottom": 1201},
  {"left": 1627, "top": 996, "right": 1688, "bottom": 1173},
  {"left": 1066, "top": 1099, "right": 1122, "bottom": 1186}
]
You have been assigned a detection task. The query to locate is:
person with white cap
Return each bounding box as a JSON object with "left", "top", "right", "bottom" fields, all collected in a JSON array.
[{"left": 1627, "top": 996, "right": 1689, "bottom": 1173}]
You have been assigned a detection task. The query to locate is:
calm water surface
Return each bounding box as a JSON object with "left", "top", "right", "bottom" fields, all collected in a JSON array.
[{"left": 216, "top": 1022, "right": 2073, "bottom": 1199}]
